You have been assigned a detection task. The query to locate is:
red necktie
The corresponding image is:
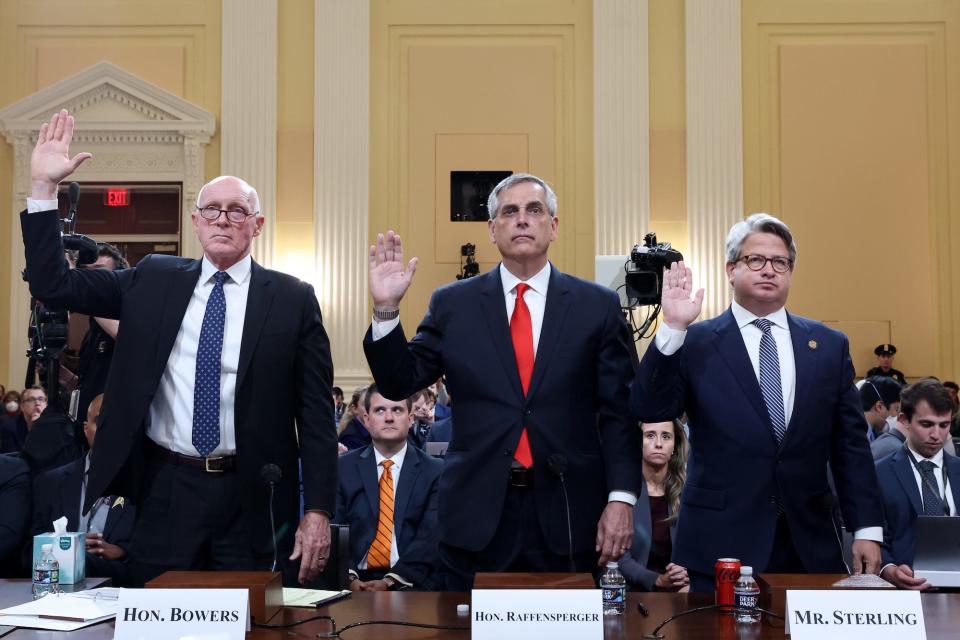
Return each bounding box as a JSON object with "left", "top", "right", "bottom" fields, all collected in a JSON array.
[{"left": 511, "top": 283, "right": 534, "bottom": 468}]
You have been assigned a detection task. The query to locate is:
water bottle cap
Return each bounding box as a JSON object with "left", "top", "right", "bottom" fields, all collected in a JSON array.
[
  {"left": 41, "top": 544, "right": 52, "bottom": 553},
  {"left": 741, "top": 566, "right": 753, "bottom": 576},
  {"left": 606, "top": 561, "right": 619, "bottom": 569}
]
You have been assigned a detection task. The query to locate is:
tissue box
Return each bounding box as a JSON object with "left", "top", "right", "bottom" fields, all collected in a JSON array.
[{"left": 32, "top": 532, "right": 86, "bottom": 584}]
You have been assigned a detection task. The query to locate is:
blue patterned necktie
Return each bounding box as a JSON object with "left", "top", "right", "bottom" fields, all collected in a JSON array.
[
  {"left": 193, "top": 271, "right": 228, "bottom": 456},
  {"left": 753, "top": 318, "right": 787, "bottom": 444},
  {"left": 918, "top": 460, "right": 946, "bottom": 516}
]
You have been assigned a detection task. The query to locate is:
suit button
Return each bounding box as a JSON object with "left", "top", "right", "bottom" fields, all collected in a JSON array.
[
  {"left": 768, "top": 496, "right": 778, "bottom": 504},
  {"left": 524, "top": 409, "right": 532, "bottom": 416}
]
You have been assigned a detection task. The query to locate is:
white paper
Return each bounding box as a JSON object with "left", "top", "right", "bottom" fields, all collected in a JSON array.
[
  {"left": 282, "top": 587, "right": 350, "bottom": 608},
  {"left": 472, "top": 589, "right": 603, "bottom": 640},
  {"left": 786, "top": 590, "right": 926, "bottom": 640}
]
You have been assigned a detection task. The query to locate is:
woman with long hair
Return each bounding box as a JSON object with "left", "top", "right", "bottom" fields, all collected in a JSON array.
[{"left": 619, "top": 419, "right": 690, "bottom": 591}]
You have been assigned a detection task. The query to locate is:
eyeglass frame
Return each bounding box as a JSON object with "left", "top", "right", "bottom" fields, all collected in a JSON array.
[
  {"left": 20, "top": 395, "right": 47, "bottom": 405},
  {"left": 195, "top": 205, "right": 259, "bottom": 224},
  {"left": 736, "top": 254, "right": 794, "bottom": 274}
]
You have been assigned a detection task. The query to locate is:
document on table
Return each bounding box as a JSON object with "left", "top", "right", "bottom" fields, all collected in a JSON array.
[
  {"left": 282, "top": 587, "right": 351, "bottom": 608},
  {"left": 0, "top": 587, "right": 119, "bottom": 631}
]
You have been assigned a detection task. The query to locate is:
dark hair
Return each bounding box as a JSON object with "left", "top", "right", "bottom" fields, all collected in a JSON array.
[
  {"left": 364, "top": 383, "right": 413, "bottom": 413},
  {"left": 944, "top": 381, "right": 959, "bottom": 392},
  {"left": 20, "top": 384, "right": 47, "bottom": 399},
  {"left": 97, "top": 242, "right": 129, "bottom": 269},
  {"left": 900, "top": 379, "right": 954, "bottom": 420},
  {"left": 409, "top": 388, "right": 436, "bottom": 406},
  {"left": 859, "top": 376, "right": 902, "bottom": 411},
  {"left": 332, "top": 386, "right": 343, "bottom": 398}
]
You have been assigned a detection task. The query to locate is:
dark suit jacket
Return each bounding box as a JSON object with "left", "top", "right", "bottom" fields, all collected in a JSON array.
[
  {"left": 434, "top": 404, "right": 451, "bottom": 420},
  {"left": 0, "top": 415, "right": 28, "bottom": 454},
  {"left": 364, "top": 265, "right": 641, "bottom": 555},
  {"left": 339, "top": 417, "right": 371, "bottom": 451},
  {"left": 618, "top": 482, "right": 677, "bottom": 590},
  {"left": 21, "top": 209, "right": 337, "bottom": 559},
  {"left": 0, "top": 454, "right": 30, "bottom": 578},
  {"left": 334, "top": 444, "right": 442, "bottom": 587},
  {"left": 30, "top": 458, "right": 136, "bottom": 550},
  {"left": 632, "top": 308, "right": 883, "bottom": 576},
  {"left": 875, "top": 447, "right": 960, "bottom": 568},
  {"left": 426, "top": 417, "right": 452, "bottom": 443}
]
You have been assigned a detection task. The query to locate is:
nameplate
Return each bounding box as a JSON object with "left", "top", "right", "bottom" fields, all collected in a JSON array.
[
  {"left": 786, "top": 590, "right": 926, "bottom": 640},
  {"left": 114, "top": 588, "right": 249, "bottom": 640},
  {"left": 472, "top": 589, "right": 602, "bottom": 640}
]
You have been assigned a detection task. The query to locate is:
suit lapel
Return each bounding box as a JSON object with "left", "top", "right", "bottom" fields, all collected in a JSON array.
[
  {"left": 393, "top": 447, "right": 421, "bottom": 537},
  {"left": 478, "top": 268, "right": 524, "bottom": 401},
  {"left": 892, "top": 449, "right": 924, "bottom": 516},
  {"left": 359, "top": 447, "right": 379, "bottom": 517},
  {"left": 782, "top": 313, "right": 814, "bottom": 449},
  {"left": 712, "top": 310, "right": 773, "bottom": 443},
  {"left": 526, "top": 265, "right": 570, "bottom": 401},
  {"left": 154, "top": 261, "right": 202, "bottom": 374},
  {"left": 945, "top": 454, "right": 960, "bottom": 513},
  {"left": 236, "top": 262, "right": 275, "bottom": 390}
]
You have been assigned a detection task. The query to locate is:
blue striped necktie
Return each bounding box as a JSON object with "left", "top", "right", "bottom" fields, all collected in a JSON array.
[
  {"left": 193, "top": 271, "right": 228, "bottom": 457},
  {"left": 753, "top": 318, "right": 787, "bottom": 444}
]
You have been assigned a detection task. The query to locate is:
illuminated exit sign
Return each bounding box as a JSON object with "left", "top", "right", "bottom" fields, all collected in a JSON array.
[{"left": 105, "top": 187, "right": 130, "bottom": 207}]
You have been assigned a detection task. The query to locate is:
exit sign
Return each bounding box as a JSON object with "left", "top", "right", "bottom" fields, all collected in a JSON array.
[{"left": 105, "top": 188, "right": 130, "bottom": 207}]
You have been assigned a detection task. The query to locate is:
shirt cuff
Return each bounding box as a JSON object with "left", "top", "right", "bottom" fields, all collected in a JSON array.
[
  {"left": 653, "top": 323, "right": 687, "bottom": 356},
  {"left": 370, "top": 316, "right": 400, "bottom": 340},
  {"left": 853, "top": 526, "right": 883, "bottom": 542},
  {"left": 384, "top": 571, "right": 413, "bottom": 588},
  {"left": 27, "top": 198, "right": 58, "bottom": 213},
  {"left": 608, "top": 491, "right": 637, "bottom": 506}
]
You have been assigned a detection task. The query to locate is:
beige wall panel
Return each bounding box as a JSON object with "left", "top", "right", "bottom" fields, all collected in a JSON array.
[
  {"left": 743, "top": 2, "right": 958, "bottom": 379},
  {"left": 35, "top": 45, "right": 186, "bottom": 96},
  {"left": 779, "top": 42, "right": 936, "bottom": 378},
  {"left": 371, "top": 2, "right": 593, "bottom": 331}
]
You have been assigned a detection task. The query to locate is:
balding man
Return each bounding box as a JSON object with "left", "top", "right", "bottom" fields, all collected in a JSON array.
[{"left": 20, "top": 110, "right": 336, "bottom": 585}]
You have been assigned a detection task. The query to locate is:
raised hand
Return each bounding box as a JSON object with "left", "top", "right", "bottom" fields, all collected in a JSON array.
[
  {"left": 660, "top": 260, "right": 704, "bottom": 331},
  {"left": 31, "top": 109, "right": 92, "bottom": 199},
  {"left": 368, "top": 230, "right": 418, "bottom": 309}
]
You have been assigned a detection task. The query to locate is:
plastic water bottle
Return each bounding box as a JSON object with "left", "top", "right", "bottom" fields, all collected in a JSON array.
[
  {"left": 32, "top": 544, "right": 59, "bottom": 599},
  {"left": 600, "top": 561, "right": 626, "bottom": 615},
  {"left": 733, "top": 565, "right": 760, "bottom": 623}
]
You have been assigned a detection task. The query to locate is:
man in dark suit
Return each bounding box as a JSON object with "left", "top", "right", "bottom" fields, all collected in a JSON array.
[
  {"left": 364, "top": 173, "right": 641, "bottom": 588},
  {"left": 30, "top": 395, "right": 135, "bottom": 581},
  {"left": 632, "top": 213, "right": 884, "bottom": 591},
  {"left": 0, "top": 454, "right": 30, "bottom": 578},
  {"left": 876, "top": 380, "right": 960, "bottom": 590},
  {"left": 336, "top": 384, "right": 442, "bottom": 590},
  {"left": 21, "top": 109, "right": 337, "bottom": 585}
]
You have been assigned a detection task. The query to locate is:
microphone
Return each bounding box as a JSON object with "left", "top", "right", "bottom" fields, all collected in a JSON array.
[
  {"left": 547, "top": 453, "right": 576, "bottom": 572},
  {"left": 66, "top": 182, "right": 80, "bottom": 232},
  {"left": 819, "top": 492, "right": 851, "bottom": 574},
  {"left": 261, "top": 463, "right": 282, "bottom": 572}
]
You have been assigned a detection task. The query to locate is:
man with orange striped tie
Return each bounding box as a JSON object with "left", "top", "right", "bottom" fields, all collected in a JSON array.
[
  {"left": 335, "top": 384, "right": 444, "bottom": 591},
  {"left": 365, "top": 173, "right": 642, "bottom": 589}
]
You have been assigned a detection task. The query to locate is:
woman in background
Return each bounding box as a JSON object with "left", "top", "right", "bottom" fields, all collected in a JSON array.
[{"left": 620, "top": 419, "right": 690, "bottom": 591}]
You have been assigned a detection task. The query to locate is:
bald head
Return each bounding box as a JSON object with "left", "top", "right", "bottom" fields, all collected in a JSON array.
[
  {"left": 196, "top": 176, "right": 261, "bottom": 214},
  {"left": 191, "top": 175, "right": 265, "bottom": 270}
]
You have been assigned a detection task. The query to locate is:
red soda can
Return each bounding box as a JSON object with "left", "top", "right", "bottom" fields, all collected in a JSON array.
[{"left": 715, "top": 558, "right": 741, "bottom": 614}]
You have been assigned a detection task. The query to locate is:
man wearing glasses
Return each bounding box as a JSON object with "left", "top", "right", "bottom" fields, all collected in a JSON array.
[
  {"left": 20, "top": 110, "right": 337, "bottom": 586},
  {"left": 632, "top": 213, "right": 884, "bottom": 591}
]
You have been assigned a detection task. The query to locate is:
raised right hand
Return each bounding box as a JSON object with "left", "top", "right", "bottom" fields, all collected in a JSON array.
[
  {"left": 31, "top": 109, "right": 92, "bottom": 199},
  {"left": 660, "top": 260, "right": 704, "bottom": 331},
  {"left": 369, "top": 230, "right": 418, "bottom": 309}
]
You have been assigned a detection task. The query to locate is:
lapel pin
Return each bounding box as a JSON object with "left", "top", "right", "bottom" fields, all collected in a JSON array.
[
  {"left": 112, "top": 497, "right": 124, "bottom": 509},
  {"left": 808, "top": 340, "right": 817, "bottom": 350}
]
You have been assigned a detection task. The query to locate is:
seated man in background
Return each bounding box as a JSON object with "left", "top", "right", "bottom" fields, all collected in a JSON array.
[
  {"left": 0, "top": 454, "right": 30, "bottom": 577},
  {"left": 335, "top": 384, "right": 442, "bottom": 591},
  {"left": 861, "top": 376, "right": 903, "bottom": 442},
  {"left": 408, "top": 389, "right": 436, "bottom": 449},
  {"left": 30, "top": 394, "right": 135, "bottom": 583},
  {"left": 876, "top": 380, "right": 960, "bottom": 589},
  {"left": 19, "top": 384, "right": 84, "bottom": 474}
]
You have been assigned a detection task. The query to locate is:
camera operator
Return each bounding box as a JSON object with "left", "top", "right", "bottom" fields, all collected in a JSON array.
[{"left": 75, "top": 243, "right": 128, "bottom": 423}]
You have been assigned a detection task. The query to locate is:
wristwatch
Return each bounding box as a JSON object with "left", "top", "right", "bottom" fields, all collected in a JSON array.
[{"left": 373, "top": 306, "right": 400, "bottom": 321}]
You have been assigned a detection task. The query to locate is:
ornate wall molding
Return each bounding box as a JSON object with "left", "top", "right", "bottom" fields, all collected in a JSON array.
[
  {"left": 0, "top": 60, "right": 215, "bottom": 385},
  {"left": 315, "top": 0, "right": 371, "bottom": 389},
  {"left": 594, "top": 0, "right": 650, "bottom": 256},
  {"left": 686, "top": 0, "right": 743, "bottom": 318},
  {"left": 221, "top": 0, "right": 278, "bottom": 268}
]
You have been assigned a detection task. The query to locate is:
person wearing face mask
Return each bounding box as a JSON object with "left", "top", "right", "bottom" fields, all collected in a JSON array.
[
  {"left": 1, "top": 388, "right": 45, "bottom": 455},
  {"left": 619, "top": 420, "right": 690, "bottom": 591},
  {"left": 0, "top": 391, "right": 25, "bottom": 454}
]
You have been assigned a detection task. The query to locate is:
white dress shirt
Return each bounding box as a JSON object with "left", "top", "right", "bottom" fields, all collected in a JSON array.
[
  {"left": 28, "top": 197, "right": 250, "bottom": 457},
  {"left": 372, "top": 262, "right": 636, "bottom": 506},
  {"left": 906, "top": 446, "right": 956, "bottom": 517},
  {"left": 652, "top": 302, "right": 882, "bottom": 543}
]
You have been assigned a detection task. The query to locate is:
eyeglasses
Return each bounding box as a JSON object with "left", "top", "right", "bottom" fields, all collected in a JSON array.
[
  {"left": 738, "top": 254, "right": 793, "bottom": 274},
  {"left": 21, "top": 396, "right": 46, "bottom": 405},
  {"left": 196, "top": 206, "right": 258, "bottom": 223}
]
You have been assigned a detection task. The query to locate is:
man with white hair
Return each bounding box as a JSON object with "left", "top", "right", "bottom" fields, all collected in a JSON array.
[
  {"left": 632, "top": 213, "right": 884, "bottom": 591},
  {"left": 20, "top": 109, "right": 337, "bottom": 586}
]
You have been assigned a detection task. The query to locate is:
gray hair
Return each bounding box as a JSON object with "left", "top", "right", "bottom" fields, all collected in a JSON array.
[
  {"left": 196, "top": 175, "right": 261, "bottom": 214},
  {"left": 486, "top": 173, "right": 558, "bottom": 219},
  {"left": 725, "top": 213, "right": 797, "bottom": 265}
]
